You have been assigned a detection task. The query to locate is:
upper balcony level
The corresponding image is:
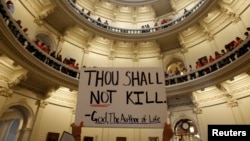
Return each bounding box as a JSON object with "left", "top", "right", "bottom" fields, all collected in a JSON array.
[
  {"left": 64, "top": 0, "right": 207, "bottom": 35},
  {"left": 0, "top": 2, "right": 249, "bottom": 96},
  {"left": 5, "top": 0, "right": 246, "bottom": 54},
  {"left": 36, "top": 0, "right": 218, "bottom": 52}
]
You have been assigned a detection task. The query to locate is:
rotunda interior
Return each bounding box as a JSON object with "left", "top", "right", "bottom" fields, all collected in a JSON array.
[{"left": 0, "top": 0, "right": 250, "bottom": 141}]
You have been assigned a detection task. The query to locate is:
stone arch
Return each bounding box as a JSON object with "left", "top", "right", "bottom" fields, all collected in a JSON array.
[
  {"left": 163, "top": 55, "right": 185, "bottom": 73},
  {"left": 172, "top": 115, "right": 201, "bottom": 141},
  {"left": 0, "top": 101, "right": 35, "bottom": 141},
  {"left": 34, "top": 31, "right": 57, "bottom": 52}
]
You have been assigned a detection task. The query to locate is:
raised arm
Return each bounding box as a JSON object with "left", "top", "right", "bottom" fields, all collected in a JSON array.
[
  {"left": 163, "top": 122, "right": 174, "bottom": 141},
  {"left": 71, "top": 121, "right": 83, "bottom": 141}
]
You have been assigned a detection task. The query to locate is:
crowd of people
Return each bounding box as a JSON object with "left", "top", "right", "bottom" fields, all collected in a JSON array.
[
  {"left": 0, "top": 1, "right": 80, "bottom": 78},
  {"left": 33, "top": 38, "right": 80, "bottom": 77},
  {"left": 4, "top": 1, "right": 29, "bottom": 45},
  {"left": 165, "top": 28, "right": 250, "bottom": 85},
  {"left": 1, "top": 0, "right": 249, "bottom": 83},
  {"left": 68, "top": 0, "right": 196, "bottom": 34},
  {"left": 6, "top": 0, "right": 14, "bottom": 14}
]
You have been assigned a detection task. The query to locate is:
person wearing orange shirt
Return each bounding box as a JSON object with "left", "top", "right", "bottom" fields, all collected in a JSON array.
[
  {"left": 209, "top": 55, "right": 217, "bottom": 72},
  {"left": 196, "top": 61, "right": 203, "bottom": 77},
  {"left": 208, "top": 55, "right": 215, "bottom": 63}
]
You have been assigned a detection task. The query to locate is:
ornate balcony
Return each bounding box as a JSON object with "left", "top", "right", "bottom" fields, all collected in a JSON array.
[{"left": 0, "top": 1, "right": 249, "bottom": 96}]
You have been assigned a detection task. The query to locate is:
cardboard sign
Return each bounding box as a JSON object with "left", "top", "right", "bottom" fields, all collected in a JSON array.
[{"left": 75, "top": 67, "right": 167, "bottom": 128}]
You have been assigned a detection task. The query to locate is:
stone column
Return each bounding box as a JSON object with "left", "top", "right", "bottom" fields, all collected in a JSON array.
[
  {"left": 29, "top": 100, "right": 48, "bottom": 141},
  {"left": 218, "top": 2, "right": 246, "bottom": 35},
  {"left": 8, "top": 69, "right": 28, "bottom": 88},
  {"left": 0, "top": 86, "right": 13, "bottom": 112},
  {"left": 17, "top": 128, "right": 32, "bottom": 141},
  {"left": 55, "top": 36, "right": 65, "bottom": 53},
  {"left": 228, "top": 99, "right": 245, "bottom": 124},
  {"left": 193, "top": 106, "right": 205, "bottom": 141},
  {"left": 199, "top": 21, "right": 218, "bottom": 51},
  {"left": 219, "top": 83, "right": 245, "bottom": 124}
]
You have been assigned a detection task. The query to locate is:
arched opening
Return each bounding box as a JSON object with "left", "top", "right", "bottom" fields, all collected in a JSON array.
[
  {"left": 4, "top": 119, "right": 20, "bottom": 141},
  {"left": 165, "top": 57, "right": 186, "bottom": 76},
  {"left": 0, "top": 104, "right": 33, "bottom": 141},
  {"left": 174, "top": 118, "right": 201, "bottom": 141},
  {"left": 34, "top": 33, "right": 56, "bottom": 53}
]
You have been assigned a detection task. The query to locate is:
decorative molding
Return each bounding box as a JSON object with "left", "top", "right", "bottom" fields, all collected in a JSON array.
[
  {"left": 133, "top": 54, "right": 139, "bottom": 62},
  {"left": 50, "top": 95, "right": 76, "bottom": 105},
  {"left": 216, "top": 84, "right": 232, "bottom": 98},
  {"left": 84, "top": 48, "right": 89, "bottom": 54},
  {"left": 19, "top": 128, "right": 32, "bottom": 132},
  {"left": 17, "top": 83, "right": 44, "bottom": 95},
  {"left": 0, "top": 24, "right": 79, "bottom": 91},
  {"left": 197, "top": 93, "right": 228, "bottom": 103},
  {"left": 8, "top": 70, "right": 29, "bottom": 88},
  {"left": 39, "top": 8, "right": 54, "bottom": 19},
  {"left": 157, "top": 54, "right": 163, "bottom": 60},
  {"left": 216, "top": 84, "right": 227, "bottom": 92},
  {"left": 180, "top": 48, "right": 188, "bottom": 54},
  {"left": 232, "top": 14, "right": 241, "bottom": 23},
  {"left": 0, "top": 86, "right": 13, "bottom": 97},
  {"left": 0, "top": 75, "right": 9, "bottom": 83},
  {"left": 55, "top": 0, "right": 218, "bottom": 42},
  {"left": 206, "top": 32, "right": 214, "bottom": 41},
  {"left": 109, "top": 51, "right": 115, "bottom": 60},
  {"left": 193, "top": 107, "right": 202, "bottom": 114},
  {"left": 19, "top": 98, "right": 28, "bottom": 105},
  {"left": 34, "top": 17, "right": 44, "bottom": 27},
  {"left": 36, "top": 100, "right": 49, "bottom": 108},
  {"left": 166, "top": 49, "right": 250, "bottom": 96},
  {"left": 44, "top": 86, "right": 60, "bottom": 99},
  {"left": 230, "top": 85, "right": 250, "bottom": 96},
  {"left": 191, "top": 94, "right": 199, "bottom": 107},
  {"left": 168, "top": 102, "right": 193, "bottom": 108},
  {"left": 0, "top": 0, "right": 249, "bottom": 99},
  {"left": 227, "top": 99, "right": 238, "bottom": 107}
]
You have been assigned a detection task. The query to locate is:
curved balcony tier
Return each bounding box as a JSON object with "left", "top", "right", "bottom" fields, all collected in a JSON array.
[
  {"left": 1, "top": 5, "right": 249, "bottom": 95},
  {"left": 55, "top": 0, "right": 216, "bottom": 41},
  {"left": 38, "top": 0, "right": 219, "bottom": 52}
]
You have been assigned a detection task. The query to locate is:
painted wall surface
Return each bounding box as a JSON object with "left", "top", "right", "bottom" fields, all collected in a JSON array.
[
  {"left": 185, "top": 41, "right": 212, "bottom": 67},
  {"left": 7, "top": 0, "right": 250, "bottom": 70},
  {"left": 11, "top": 0, "right": 39, "bottom": 39},
  {"left": 238, "top": 96, "right": 250, "bottom": 123},
  {"left": 60, "top": 41, "right": 84, "bottom": 65},
  {"left": 0, "top": 0, "right": 250, "bottom": 141},
  {"left": 30, "top": 104, "right": 73, "bottom": 141},
  {"left": 84, "top": 53, "right": 110, "bottom": 67},
  {"left": 113, "top": 58, "right": 134, "bottom": 67},
  {"left": 0, "top": 73, "right": 250, "bottom": 141},
  {"left": 138, "top": 58, "right": 163, "bottom": 67}
]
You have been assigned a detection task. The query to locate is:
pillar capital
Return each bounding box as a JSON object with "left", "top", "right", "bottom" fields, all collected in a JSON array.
[
  {"left": 193, "top": 107, "right": 202, "bottom": 114},
  {"left": 0, "top": 86, "right": 13, "bottom": 97},
  {"left": 227, "top": 99, "right": 238, "bottom": 107},
  {"left": 36, "top": 100, "right": 49, "bottom": 108}
]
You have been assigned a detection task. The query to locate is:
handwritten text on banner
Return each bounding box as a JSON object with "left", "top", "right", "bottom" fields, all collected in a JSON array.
[{"left": 75, "top": 67, "right": 167, "bottom": 128}]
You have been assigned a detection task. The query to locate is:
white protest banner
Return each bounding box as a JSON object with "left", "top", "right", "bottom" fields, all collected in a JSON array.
[{"left": 75, "top": 67, "right": 167, "bottom": 128}]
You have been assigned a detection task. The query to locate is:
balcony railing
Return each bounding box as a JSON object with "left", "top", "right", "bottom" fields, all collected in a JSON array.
[
  {"left": 0, "top": 2, "right": 80, "bottom": 79},
  {"left": 0, "top": 1, "right": 249, "bottom": 91},
  {"left": 165, "top": 39, "right": 250, "bottom": 86},
  {"left": 67, "top": 0, "right": 206, "bottom": 34}
]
